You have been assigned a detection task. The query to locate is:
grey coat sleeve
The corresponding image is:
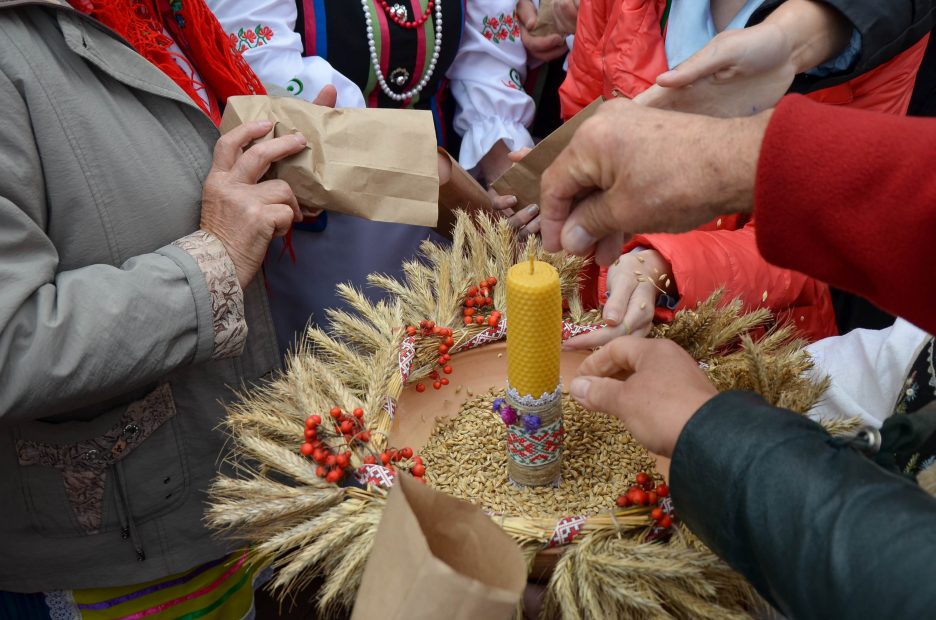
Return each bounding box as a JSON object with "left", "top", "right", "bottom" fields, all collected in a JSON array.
[
  {"left": 670, "top": 391, "right": 936, "bottom": 620},
  {"left": 0, "top": 70, "right": 240, "bottom": 422},
  {"left": 751, "top": 0, "right": 936, "bottom": 92}
]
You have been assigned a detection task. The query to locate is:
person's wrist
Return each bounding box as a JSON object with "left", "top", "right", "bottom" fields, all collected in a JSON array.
[
  {"left": 705, "top": 110, "right": 772, "bottom": 217},
  {"left": 774, "top": 0, "right": 851, "bottom": 74}
]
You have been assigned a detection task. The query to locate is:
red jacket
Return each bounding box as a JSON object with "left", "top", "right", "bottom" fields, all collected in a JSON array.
[
  {"left": 563, "top": 0, "right": 928, "bottom": 341},
  {"left": 756, "top": 95, "right": 936, "bottom": 337}
]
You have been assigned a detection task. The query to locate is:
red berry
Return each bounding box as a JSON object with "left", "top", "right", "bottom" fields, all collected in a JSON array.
[
  {"left": 340, "top": 420, "right": 354, "bottom": 435},
  {"left": 487, "top": 315, "right": 499, "bottom": 327},
  {"left": 406, "top": 326, "right": 417, "bottom": 337},
  {"left": 647, "top": 491, "right": 658, "bottom": 505},
  {"left": 300, "top": 442, "right": 314, "bottom": 457},
  {"left": 442, "top": 354, "right": 451, "bottom": 362},
  {"left": 440, "top": 378, "right": 449, "bottom": 385},
  {"left": 325, "top": 469, "right": 342, "bottom": 484},
  {"left": 437, "top": 357, "right": 447, "bottom": 366},
  {"left": 430, "top": 370, "right": 440, "bottom": 379},
  {"left": 336, "top": 453, "right": 350, "bottom": 469},
  {"left": 443, "top": 365, "right": 453, "bottom": 374},
  {"left": 480, "top": 287, "right": 490, "bottom": 298},
  {"left": 353, "top": 407, "right": 364, "bottom": 419},
  {"left": 400, "top": 447, "right": 413, "bottom": 459},
  {"left": 316, "top": 466, "right": 326, "bottom": 478},
  {"left": 432, "top": 326, "right": 442, "bottom": 336},
  {"left": 467, "top": 286, "right": 479, "bottom": 296},
  {"left": 487, "top": 277, "right": 497, "bottom": 286},
  {"left": 363, "top": 455, "right": 376, "bottom": 465},
  {"left": 326, "top": 455, "right": 337, "bottom": 467},
  {"left": 411, "top": 463, "right": 426, "bottom": 477},
  {"left": 656, "top": 484, "right": 669, "bottom": 498},
  {"left": 306, "top": 415, "right": 321, "bottom": 428},
  {"left": 426, "top": 321, "right": 435, "bottom": 330},
  {"left": 474, "top": 316, "right": 484, "bottom": 325},
  {"left": 658, "top": 515, "right": 673, "bottom": 529},
  {"left": 380, "top": 453, "right": 391, "bottom": 465},
  {"left": 391, "top": 450, "right": 402, "bottom": 462},
  {"left": 357, "top": 431, "right": 371, "bottom": 443},
  {"left": 438, "top": 344, "right": 449, "bottom": 354},
  {"left": 414, "top": 456, "right": 424, "bottom": 465},
  {"left": 484, "top": 297, "right": 493, "bottom": 306},
  {"left": 615, "top": 495, "right": 630, "bottom": 508},
  {"left": 444, "top": 336, "right": 454, "bottom": 347},
  {"left": 329, "top": 407, "right": 342, "bottom": 419},
  {"left": 415, "top": 383, "right": 426, "bottom": 393},
  {"left": 626, "top": 488, "right": 647, "bottom": 506},
  {"left": 463, "top": 317, "right": 474, "bottom": 326},
  {"left": 651, "top": 507, "right": 664, "bottom": 521},
  {"left": 433, "top": 381, "right": 442, "bottom": 390},
  {"left": 475, "top": 296, "right": 485, "bottom": 307},
  {"left": 313, "top": 449, "right": 326, "bottom": 464},
  {"left": 635, "top": 472, "right": 650, "bottom": 486},
  {"left": 464, "top": 307, "right": 475, "bottom": 317},
  {"left": 419, "top": 320, "right": 427, "bottom": 328},
  {"left": 465, "top": 298, "right": 475, "bottom": 308},
  {"left": 304, "top": 428, "right": 316, "bottom": 440}
]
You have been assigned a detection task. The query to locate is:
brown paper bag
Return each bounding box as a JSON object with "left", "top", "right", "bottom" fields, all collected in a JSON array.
[
  {"left": 529, "top": 0, "right": 559, "bottom": 36},
  {"left": 435, "top": 148, "right": 493, "bottom": 239},
  {"left": 221, "top": 95, "right": 439, "bottom": 227},
  {"left": 352, "top": 474, "right": 526, "bottom": 620},
  {"left": 491, "top": 97, "right": 603, "bottom": 208}
]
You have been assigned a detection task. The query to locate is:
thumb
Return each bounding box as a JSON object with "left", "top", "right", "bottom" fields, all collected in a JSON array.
[
  {"left": 516, "top": 0, "right": 538, "bottom": 29},
  {"left": 313, "top": 84, "right": 338, "bottom": 108},
  {"left": 559, "top": 189, "right": 627, "bottom": 260},
  {"left": 569, "top": 375, "right": 630, "bottom": 419},
  {"left": 656, "top": 47, "right": 727, "bottom": 88}
]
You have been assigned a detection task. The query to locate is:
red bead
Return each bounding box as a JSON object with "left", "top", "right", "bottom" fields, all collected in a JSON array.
[
  {"left": 415, "top": 383, "right": 426, "bottom": 392},
  {"left": 353, "top": 407, "right": 365, "bottom": 419},
  {"left": 440, "top": 378, "right": 449, "bottom": 385},
  {"left": 433, "top": 381, "right": 442, "bottom": 390},
  {"left": 656, "top": 484, "right": 669, "bottom": 498},
  {"left": 443, "top": 365, "right": 453, "bottom": 374},
  {"left": 658, "top": 515, "right": 673, "bottom": 529},
  {"left": 411, "top": 463, "right": 426, "bottom": 477},
  {"left": 300, "top": 442, "right": 314, "bottom": 457},
  {"left": 400, "top": 447, "right": 413, "bottom": 459}
]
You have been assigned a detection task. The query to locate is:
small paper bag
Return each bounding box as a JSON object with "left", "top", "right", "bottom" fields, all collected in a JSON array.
[
  {"left": 530, "top": 0, "right": 559, "bottom": 36},
  {"left": 351, "top": 474, "right": 526, "bottom": 620},
  {"left": 221, "top": 96, "right": 440, "bottom": 227},
  {"left": 491, "top": 98, "right": 603, "bottom": 208},
  {"left": 435, "top": 148, "right": 493, "bottom": 239}
]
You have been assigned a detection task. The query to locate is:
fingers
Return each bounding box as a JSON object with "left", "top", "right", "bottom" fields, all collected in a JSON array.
[
  {"left": 601, "top": 267, "right": 636, "bottom": 325},
  {"left": 620, "top": 287, "right": 655, "bottom": 338},
  {"left": 313, "top": 85, "right": 338, "bottom": 108},
  {"left": 522, "top": 215, "right": 541, "bottom": 235},
  {"left": 231, "top": 133, "right": 307, "bottom": 184},
  {"left": 575, "top": 335, "right": 655, "bottom": 379},
  {"left": 562, "top": 322, "right": 628, "bottom": 350},
  {"left": 539, "top": 130, "right": 598, "bottom": 253},
  {"left": 212, "top": 120, "right": 273, "bottom": 172},
  {"left": 568, "top": 375, "right": 631, "bottom": 419},
  {"left": 656, "top": 39, "right": 731, "bottom": 88},
  {"left": 491, "top": 194, "right": 519, "bottom": 213},
  {"left": 255, "top": 179, "right": 302, "bottom": 222},
  {"left": 508, "top": 147, "right": 532, "bottom": 162},
  {"left": 515, "top": 0, "right": 538, "bottom": 29},
  {"left": 267, "top": 203, "right": 297, "bottom": 239},
  {"left": 509, "top": 203, "right": 540, "bottom": 229},
  {"left": 555, "top": 189, "right": 622, "bottom": 259}
]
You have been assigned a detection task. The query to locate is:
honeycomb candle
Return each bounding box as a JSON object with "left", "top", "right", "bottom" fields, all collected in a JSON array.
[{"left": 500, "top": 255, "right": 563, "bottom": 486}]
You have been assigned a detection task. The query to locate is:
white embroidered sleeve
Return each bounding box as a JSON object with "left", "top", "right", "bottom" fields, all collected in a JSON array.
[
  {"left": 446, "top": 0, "right": 535, "bottom": 171},
  {"left": 207, "top": 0, "right": 366, "bottom": 108}
]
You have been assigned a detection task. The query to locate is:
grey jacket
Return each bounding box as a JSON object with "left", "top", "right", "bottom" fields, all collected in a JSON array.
[{"left": 0, "top": 1, "right": 280, "bottom": 591}]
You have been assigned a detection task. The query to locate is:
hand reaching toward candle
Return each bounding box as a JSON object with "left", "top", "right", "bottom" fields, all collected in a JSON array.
[
  {"left": 570, "top": 337, "right": 717, "bottom": 457},
  {"left": 564, "top": 249, "right": 673, "bottom": 349}
]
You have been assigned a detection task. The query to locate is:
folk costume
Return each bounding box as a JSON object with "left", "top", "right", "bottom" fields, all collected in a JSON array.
[{"left": 208, "top": 0, "right": 536, "bottom": 352}]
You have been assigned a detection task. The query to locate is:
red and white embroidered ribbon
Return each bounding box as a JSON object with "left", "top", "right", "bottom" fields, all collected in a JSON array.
[
  {"left": 546, "top": 515, "right": 587, "bottom": 548},
  {"left": 398, "top": 336, "right": 417, "bottom": 383},
  {"left": 383, "top": 396, "right": 397, "bottom": 421},
  {"left": 355, "top": 464, "right": 396, "bottom": 488}
]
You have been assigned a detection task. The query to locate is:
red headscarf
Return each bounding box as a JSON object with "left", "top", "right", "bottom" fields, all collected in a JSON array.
[{"left": 69, "top": 0, "right": 265, "bottom": 125}]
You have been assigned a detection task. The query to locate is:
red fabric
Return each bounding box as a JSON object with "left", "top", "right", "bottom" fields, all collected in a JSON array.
[
  {"left": 69, "top": 0, "right": 265, "bottom": 124},
  {"left": 755, "top": 95, "right": 936, "bottom": 336}
]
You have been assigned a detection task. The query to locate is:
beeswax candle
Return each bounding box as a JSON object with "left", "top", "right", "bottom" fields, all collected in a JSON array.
[{"left": 506, "top": 259, "right": 562, "bottom": 398}]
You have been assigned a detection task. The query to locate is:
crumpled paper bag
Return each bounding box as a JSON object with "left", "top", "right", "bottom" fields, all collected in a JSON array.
[
  {"left": 221, "top": 95, "right": 439, "bottom": 227},
  {"left": 352, "top": 474, "right": 526, "bottom": 620}
]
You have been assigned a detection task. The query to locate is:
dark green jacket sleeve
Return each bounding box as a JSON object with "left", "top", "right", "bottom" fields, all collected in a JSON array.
[
  {"left": 750, "top": 0, "right": 936, "bottom": 92},
  {"left": 670, "top": 391, "right": 936, "bottom": 620}
]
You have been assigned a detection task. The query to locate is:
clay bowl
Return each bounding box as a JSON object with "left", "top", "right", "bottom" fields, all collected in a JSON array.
[{"left": 389, "top": 340, "right": 669, "bottom": 579}]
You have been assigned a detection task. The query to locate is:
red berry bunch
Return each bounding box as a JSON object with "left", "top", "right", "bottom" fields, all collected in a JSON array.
[
  {"left": 614, "top": 472, "right": 673, "bottom": 529},
  {"left": 462, "top": 277, "right": 501, "bottom": 328},
  {"left": 299, "top": 407, "right": 372, "bottom": 484},
  {"left": 366, "top": 446, "right": 427, "bottom": 483},
  {"left": 407, "top": 321, "right": 456, "bottom": 392}
]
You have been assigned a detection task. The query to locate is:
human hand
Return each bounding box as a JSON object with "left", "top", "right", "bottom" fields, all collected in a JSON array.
[
  {"left": 490, "top": 191, "right": 542, "bottom": 237},
  {"left": 201, "top": 121, "right": 306, "bottom": 289},
  {"left": 312, "top": 84, "right": 338, "bottom": 109},
  {"left": 517, "top": 0, "right": 568, "bottom": 62},
  {"left": 552, "top": 0, "right": 579, "bottom": 37},
  {"left": 539, "top": 98, "right": 770, "bottom": 265},
  {"left": 565, "top": 249, "right": 671, "bottom": 349},
  {"left": 570, "top": 337, "right": 717, "bottom": 457},
  {"left": 480, "top": 140, "right": 514, "bottom": 185}
]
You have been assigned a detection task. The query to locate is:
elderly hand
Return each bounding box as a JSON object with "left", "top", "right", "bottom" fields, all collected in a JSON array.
[
  {"left": 200, "top": 121, "right": 306, "bottom": 290},
  {"left": 552, "top": 0, "right": 579, "bottom": 37},
  {"left": 517, "top": 0, "right": 568, "bottom": 62},
  {"left": 539, "top": 98, "right": 770, "bottom": 264},
  {"left": 565, "top": 249, "right": 672, "bottom": 349},
  {"left": 570, "top": 337, "right": 717, "bottom": 457}
]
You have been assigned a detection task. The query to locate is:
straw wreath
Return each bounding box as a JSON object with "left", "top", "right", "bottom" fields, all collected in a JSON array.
[{"left": 207, "top": 212, "right": 858, "bottom": 618}]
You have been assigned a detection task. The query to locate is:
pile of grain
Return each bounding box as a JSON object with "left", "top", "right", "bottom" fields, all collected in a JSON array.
[{"left": 422, "top": 390, "right": 660, "bottom": 518}]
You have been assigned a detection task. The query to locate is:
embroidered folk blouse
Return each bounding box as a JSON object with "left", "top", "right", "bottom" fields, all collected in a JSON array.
[{"left": 209, "top": 0, "right": 535, "bottom": 170}]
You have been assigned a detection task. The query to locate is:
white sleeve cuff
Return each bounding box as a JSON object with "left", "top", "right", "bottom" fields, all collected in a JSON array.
[{"left": 458, "top": 116, "right": 533, "bottom": 171}]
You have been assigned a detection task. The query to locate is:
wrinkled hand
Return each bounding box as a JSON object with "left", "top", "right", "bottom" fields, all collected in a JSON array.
[
  {"left": 565, "top": 250, "right": 671, "bottom": 349},
  {"left": 201, "top": 121, "right": 306, "bottom": 289},
  {"left": 490, "top": 191, "right": 541, "bottom": 237},
  {"left": 570, "top": 337, "right": 717, "bottom": 457},
  {"left": 539, "top": 98, "right": 769, "bottom": 264},
  {"left": 517, "top": 0, "right": 568, "bottom": 62},
  {"left": 635, "top": 23, "right": 796, "bottom": 117},
  {"left": 552, "top": 0, "right": 579, "bottom": 37}
]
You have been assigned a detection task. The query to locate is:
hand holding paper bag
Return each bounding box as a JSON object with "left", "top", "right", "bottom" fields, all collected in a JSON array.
[{"left": 352, "top": 474, "right": 526, "bottom": 620}]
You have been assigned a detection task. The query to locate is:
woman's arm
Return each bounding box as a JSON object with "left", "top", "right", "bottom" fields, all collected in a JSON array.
[
  {"left": 446, "top": 0, "right": 535, "bottom": 179},
  {"left": 206, "top": 0, "right": 366, "bottom": 107}
]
